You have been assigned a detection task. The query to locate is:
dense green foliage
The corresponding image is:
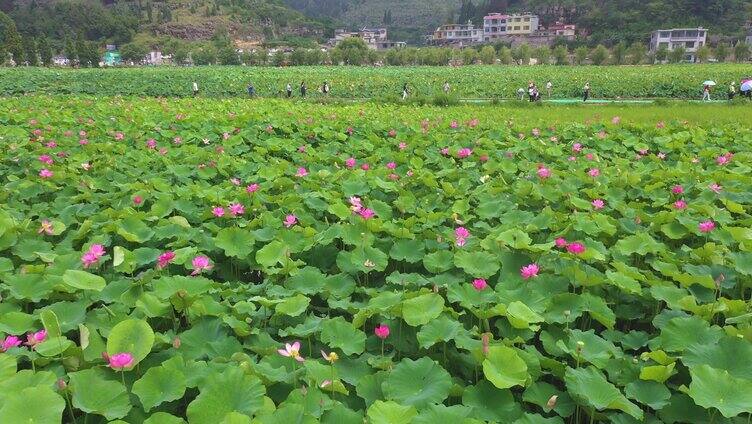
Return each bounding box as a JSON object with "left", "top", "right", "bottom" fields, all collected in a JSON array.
[
  {"left": 1, "top": 64, "right": 750, "bottom": 98},
  {"left": 0, "top": 96, "right": 751, "bottom": 423}
]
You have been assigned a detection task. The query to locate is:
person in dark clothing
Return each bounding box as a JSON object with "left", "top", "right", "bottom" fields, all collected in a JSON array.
[
  {"left": 402, "top": 83, "right": 409, "bottom": 100},
  {"left": 322, "top": 81, "right": 330, "bottom": 95},
  {"left": 583, "top": 82, "right": 591, "bottom": 102},
  {"left": 300, "top": 81, "right": 307, "bottom": 97},
  {"left": 247, "top": 83, "right": 256, "bottom": 97},
  {"left": 286, "top": 83, "right": 293, "bottom": 98}
]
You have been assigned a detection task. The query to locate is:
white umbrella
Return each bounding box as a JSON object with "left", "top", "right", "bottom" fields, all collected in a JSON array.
[
  {"left": 703, "top": 80, "right": 716, "bottom": 86},
  {"left": 741, "top": 80, "right": 752, "bottom": 92}
]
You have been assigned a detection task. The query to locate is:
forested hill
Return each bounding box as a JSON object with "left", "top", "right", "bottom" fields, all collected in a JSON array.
[{"left": 284, "top": 0, "right": 751, "bottom": 45}]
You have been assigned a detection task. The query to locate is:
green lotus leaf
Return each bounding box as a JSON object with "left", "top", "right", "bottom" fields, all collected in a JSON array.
[
  {"left": 454, "top": 251, "right": 500, "bottom": 278},
  {"left": 0, "top": 386, "right": 65, "bottom": 424},
  {"left": 117, "top": 216, "right": 155, "bottom": 243},
  {"left": 462, "top": 380, "right": 523, "bottom": 422},
  {"left": 482, "top": 345, "right": 529, "bottom": 389},
  {"left": 215, "top": 227, "right": 255, "bottom": 258},
  {"left": 63, "top": 269, "right": 106, "bottom": 291},
  {"left": 402, "top": 293, "right": 444, "bottom": 326},
  {"left": 187, "top": 367, "right": 265, "bottom": 424},
  {"left": 132, "top": 365, "right": 187, "bottom": 412},
  {"left": 320, "top": 316, "right": 366, "bottom": 355},
  {"left": 106, "top": 318, "right": 155, "bottom": 366},
  {"left": 688, "top": 364, "right": 752, "bottom": 418},
  {"left": 423, "top": 250, "right": 454, "bottom": 273},
  {"left": 382, "top": 357, "right": 452, "bottom": 409},
  {"left": 143, "top": 412, "right": 187, "bottom": 424},
  {"left": 625, "top": 380, "right": 671, "bottom": 410},
  {"left": 416, "top": 314, "right": 464, "bottom": 349},
  {"left": 389, "top": 239, "right": 425, "bottom": 263},
  {"left": 69, "top": 368, "right": 132, "bottom": 420},
  {"left": 565, "top": 366, "right": 642, "bottom": 420},
  {"left": 366, "top": 400, "right": 417, "bottom": 424}
]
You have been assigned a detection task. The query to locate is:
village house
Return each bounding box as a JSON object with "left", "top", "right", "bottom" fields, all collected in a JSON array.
[
  {"left": 650, "top": 28, "right": 707, "bottom": 62},
  {"left": 429, "top": 22, "right": 484, "bottom": 46},
  {"left": 329, "top": 28, "right": 406, "bottom": 50}
]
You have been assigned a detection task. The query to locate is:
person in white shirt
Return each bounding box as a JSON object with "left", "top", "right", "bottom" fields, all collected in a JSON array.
[
  {"left": 546, "top": 81, "right": 553, "bottom": 98},
  {"left": 192, "top": 82, "right": 199, "bottom": 97}
]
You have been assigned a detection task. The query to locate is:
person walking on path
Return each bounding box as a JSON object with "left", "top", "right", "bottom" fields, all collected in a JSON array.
[
  {"left": 517, "top": 87, "right": 525, "bottom": 100},
  {"left": 192, "top": 82, "right": 199, "bottom": 97},
  {"left": 583, "top": 82, "right": 591, "bottom": 102},
  {"left": 286, "top": 83, "right": 293, "bottom": 98},
  {"left": 702, "top": 84, "right": 711, "bottom": 102},
  {"left": 546, "top": 81, "right": 553, "bottom": 98},
  {"left": 300, "top": 81, "right": 307, "bottom": 98},
  {"left": 322, "top": 81, "right": 330, "bottom": 96},
  {"left": 528, "top": 81, "right": 535, "bottom": 102},
  {"left": 728, "top": 82, "right": 736, "bottom": 101},
  {"left": 247, "top": 82, "right": 256, "bottom": 97},
  {"left": 443, "top": 81, "right": 451, "bottom": 94},
  {"left": 402, "top": 83, "right": 410, "bottom": 100}
]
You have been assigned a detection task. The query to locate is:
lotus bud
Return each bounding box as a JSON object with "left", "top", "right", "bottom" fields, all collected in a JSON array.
[
  {"left": 172, "top": 337, "right": 181, "bottom": 349},
  {"left": 364, "top": 260, "right": 375, "bottom": 268},
  {"left": 177, "top": 289, "right": 187, "bottom": 298},
  {"left": 546, "top": 395, "right": 558, "bottom": 409},
  {"left": 239, "top": 361, "right": 251, "bottom": 372},
  {"left": 714, "top": 274, "right": 725, "bottom": 290},
  {"left": 57, "top": 379, "right": 67, "bottom": 390},
  {"left": 576, "top": 341, "right": 585, "bottom": 354},
  {"left": 563, "top": 310, "right": 571, "bottom": 318},
  {"left": 481, "top": 333, "right": 490, "bottom": 357},
  {"left": 433, "top": 284, "right": 439, "bottom": 293}
]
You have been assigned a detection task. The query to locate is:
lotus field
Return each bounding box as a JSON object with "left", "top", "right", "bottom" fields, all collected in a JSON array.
[
  {"left": 1, "top": 96, "right": 752, "bottom": 424},
  {"left": 1, "top": 64, "right": 750, "bottom": 99}
]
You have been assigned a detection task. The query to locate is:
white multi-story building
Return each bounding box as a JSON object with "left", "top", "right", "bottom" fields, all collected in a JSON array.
[
  {"left": 650, "top": 28, "right": 707, "bottom": 61},
  {"left": 330, "top": 27, "right": 404, "bottom": 50},
  {"left": 430, "top": 22, "right": 484, "bottom": 46},
  {"left": 483, "top": 13, "right": 539, "bottom": 41}
]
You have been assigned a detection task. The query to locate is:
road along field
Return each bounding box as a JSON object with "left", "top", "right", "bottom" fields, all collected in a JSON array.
[
  {"left": 1, "top": 64, "right": 750, "bottom": 99},
  {"left": 0, "top": 96, "right": 751, "bottom": 423}
]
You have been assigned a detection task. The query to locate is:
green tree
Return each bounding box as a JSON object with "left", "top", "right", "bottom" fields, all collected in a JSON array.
[
  {"left": 172, "top": 47, "right": 189, "bottom": 65},
  {"left": 479, "top": 45, "right": 496, "bottom": 64},
  {"left": 696, "top": 45, "right": 711, "bottom": 63},
  {"left": 534, "top": 46, "right": 550, "bottom": 65},
  {"left": 627, "top": 42, "right": 646, "bottom": 65},
  {"left": 574, "top": 46, "right": 588, "bottom": 64},
  {"left": 461, "top": 47, "right": 478, "bottom": 65},
  {"left": 192, "top": 46, "right": 217, "bottom": 65},
  {"left": 611, "top": 42, "right": 627, "bottom": 65},
  {"left": 331, "top": 37, "right": 369, "bottom": 65},
  {"left": 512, "top": 43, "right": 531, "bottom": 65},
  {"left": 252, "top": 49, "right": 268, "bottom": 66},
  {"left": 120, "top": 42, "right": 148, "bottom": 64},
  {"left": 272, "top": 49, "right": 286, "bottom": 66},
  {"left": 37, "top": 36, "right": 52, "bottom": 66},
  {"left": 553, "top": 45, "right": 568, "bottom": 65},
  {"left": 668, "top": 46, "right": 686, "bottom": 63},
  {"left": 3, "top": 23, "right": 23, "bottom": 65},
  {"left": 22, "top": 36, "right": 38, "bottom": 66},
  {"left": 655, "top": 45, "right": 668, "bottom": 63},
  {"left": 715, "top": 43, "right": 729, "bottom": 62},
  {"left": 734, "top": 42, "right": 750, "bottom": 62},
  {"left": 590, "top": 44, "right": 609, "bottom": 65},
  {"left": 498, "top": 46, "right": 513, "bottom": 64},
  {"left": 77, "top": 41, "right": 100, "bottom": 67},
  {"left": 217, "top": 46, "right": 240, "bottom": 65}
]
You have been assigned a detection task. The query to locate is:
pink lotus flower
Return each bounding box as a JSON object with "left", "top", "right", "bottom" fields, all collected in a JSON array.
[
  {"left": 440, "top": 148, "right": 450, "bottom": 156},
  {"left": 591, "top": 199, "right": 605, "bottom": 210},
  {"left": 468, "top": 118, "right": 479, "bottom": 128},
  {"left": 359, "top": 208, "right": 375, "bottom": 220},
  {"left": 673, "top": 200, "right": 687, "bottom": 210},
  {"left": 212, "top": 207, "right": 225, "bottom": 217},
  {"left": 398, "top": 142, "right": 407, "bottom": 150},
  {"left": 25, "top": 330, "right": 47, "bottom": 347},
  {"left": 568, "top": 156, "right": 577, "bottom": 161},
  {"left": 386, "top": 162, "right": 397, "bottom": 170},
  {"left": 32, "top": 128, "right": 43, "bottom": 137},
  {"left": 157, "top": 251, "right": 176, "bottom": 269},
  {"left": 45, "top": 141, "right": 57, "bottom": 148},
  {"left": 656, "top": 121, "right": 665, "bottom": 129},
  {"left": 349, "top": 196, "right": 363, "bottom": 212},
  {"left": 537, "top": 166, "right": 551, "bottom": 179},
  {"left": 114, "top": 132, "right": 124, "bottom": 141},
  {"left": 278, "top": 341, "right": 305, "bottom": 362},
  {"left": 191, "top": 255, "right": 213, "bottom": 275},
  {"left": 374, "top": 325, "right": 390, "bottom": 339},
  {"left": 457, "top": 148, "right": 473, "bottom": 158},
  {"left": 588, "top": 168, "right": 600, "bottom": 177},
  {"left": 388, "top": 173, "right": 399, "bottom": 180},
  {"left": 108, "top": 352, "right": 134, "bottom": 370},
  {"left": 159, "top": 148, "right": 168, "bottom": 155},
  {"left": 79, "top": 130, "right": 87, "bottom": 137},
  {"left": 555, "top": 238, "right": 568, "bottom": 248},
  {"left": 585, "top": 153, "right": 595, "bottom": 161},
  {"left": 346, "top": 127, "right": 354, "bottom": 135},
  {"left": 89, "top": 244, "right": 105, "bottom": 257},
  {"left": 407, "top": 170, "right": 414, "bottom": 176},
  {"left": 284, "top": 214, "right": 297, "bottom": 228},
  {"left": 611, "top": 116, "right": 621, "bottom": 124},
  {"left": 472, "top": 278, "right": 488, "bottom": 291},
  {"left": 672, "top": 185, "right": 684, "bottom": 195},
  {"left": 298, "top": 145, "right": 306, "bottom": 153},
  {"left": 146, "top": 139, "right": 157, "bottom": 149},
  {"left": 361, "top": 163, "right": 370, "bottom": 171},
  {"left": 229, "top": 203, "right": 245, "bottom": 217},
  {"left": 479, "top": 155, "right": 489, "bottom": 162},
  {"left": 38, "top": 220, "right": 54, "bottom": 235},
  {"left": 388, "top": 130, "right": 397, "bottom": 138},
  {"left": 1, "top": 335, "right": 22, "bottom": 352},
  {"left": 709, "top": 183, "right": 722, "bottom": 193},
  {"left": 566, "top": 242, "right": 586, "bottom": 255},
  {"left": 532, "top": 128, "right": 541, "bottom": 137},
  {"left": 296, "top": 167, "right": 308, "bottom": 177},
  {"left": 717, "top": 154, "right": 731, "bottom": 165},
  {"left": 572, "top": 143, "right": 582, "bottom": 153},
  {"left": 450, "top": 120, "right": 459, "bottom": 128},
  {"left": 246, "top": 183, "right": 259, "bottom": 194},
  {"left": 133, "top": 196, "right": 143, "bottom": 206},
  {"left": 173, "top": 137, "right": 182, "bottom": 145},
  {"left": 698, "top": 220, "right": 716, "bottom": 233},
  {"left": 455, "top": 227, "right": 470, "bottom": 247},
  {"left": 39, "top": 169, "right": 53, "bottom": 179},
  {"left": 345, "top": 157, "right": 356, "bottom": 168},
  {"left": 79, "top": 139, "right": 89, "bottom": 145},
  {"left": 520, "top": 263, "right": 540, "bottom": 279},
  {"left": 230, "top": 178, "right": 241, "bottom": 186},
  {"left": 81, "top": 162, "right": 91, "bottom": 171},
  {"left": 38, "top": 155, "right": 53, "bottom": 165},
  {"left": 657, "top": 152, "right": 666, "bottom": 160}
]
